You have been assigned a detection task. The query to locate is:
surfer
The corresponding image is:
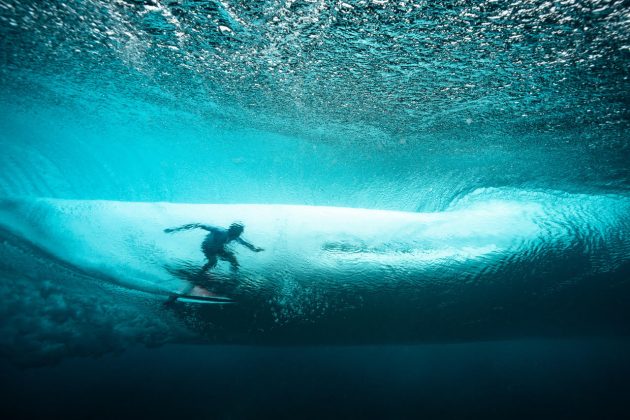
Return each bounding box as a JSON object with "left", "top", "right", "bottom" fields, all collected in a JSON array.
[{"left": 164, "top": 222, "right": 264, "bottom": 275}]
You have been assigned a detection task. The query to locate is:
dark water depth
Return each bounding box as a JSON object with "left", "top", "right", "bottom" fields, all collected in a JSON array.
[{"left": 2, "top": 340, "right": 630, "bottom": 419}]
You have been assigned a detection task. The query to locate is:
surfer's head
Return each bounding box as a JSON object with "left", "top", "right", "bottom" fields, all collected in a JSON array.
[{"left": 228, "top": 222, "right": 244, "bottom": 238}]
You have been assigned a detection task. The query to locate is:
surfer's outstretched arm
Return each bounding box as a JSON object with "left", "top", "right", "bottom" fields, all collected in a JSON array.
[
  {"left": 164, "top": 223, "right": 217, "bottom": 233},
  {"left": 236, "top": 237, "right": 264, "bottom": 252}
]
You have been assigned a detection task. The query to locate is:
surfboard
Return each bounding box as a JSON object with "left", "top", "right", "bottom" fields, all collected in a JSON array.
[
  {"left": 168, "top": 294, "right": 235, "bottom": 304},
  {"left": 165, "top": 284, "right": 235, "bottom": 305}
]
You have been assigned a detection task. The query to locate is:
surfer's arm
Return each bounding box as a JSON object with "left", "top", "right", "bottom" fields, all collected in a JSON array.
[
  {"left": 164, "top": 223, "right": 217, "bottom": 233},
  {"left": 236, "top": 237, "right": 264, "bottom": 252}
]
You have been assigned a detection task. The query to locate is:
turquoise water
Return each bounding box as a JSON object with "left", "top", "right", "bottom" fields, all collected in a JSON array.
[{"left": 1, "top": 0, "right": 629, "bottom": 418}]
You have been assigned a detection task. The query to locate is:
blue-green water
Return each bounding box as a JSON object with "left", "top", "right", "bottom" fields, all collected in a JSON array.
[{"left": 1, "top": 0, "right": 629, "bottom": 418}]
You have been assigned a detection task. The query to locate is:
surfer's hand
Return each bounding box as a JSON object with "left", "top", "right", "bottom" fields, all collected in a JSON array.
[
  {"left": 255, "top": 247, "right": 264, "bottom": 252},
  {"left": 164, "top": 228, "right": 174, "bottom": 233}
]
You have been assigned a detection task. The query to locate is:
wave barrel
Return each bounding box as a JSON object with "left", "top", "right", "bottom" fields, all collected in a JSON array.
[{"left": 1, "top": 192, "right": 629, "bottom": 347}]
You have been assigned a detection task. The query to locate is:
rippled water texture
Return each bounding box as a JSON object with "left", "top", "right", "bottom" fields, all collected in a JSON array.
[
  {"left": 1, "top": 0, "right": 629, "bottom": 203},
  {"left": 0, "top": 0, "right": 629, "bottom": 370}
]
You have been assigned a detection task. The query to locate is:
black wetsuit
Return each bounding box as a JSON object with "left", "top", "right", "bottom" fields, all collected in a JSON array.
[
  {"left": 165, "top": 223, "right": 261, "bottom": 274},
  {"left": 200, "top": 226, "right": 255, "bottom": 273}
]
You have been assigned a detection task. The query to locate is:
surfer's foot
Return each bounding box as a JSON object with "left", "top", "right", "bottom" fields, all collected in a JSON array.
[{"left": 163, "top": 294, "right": 179, "bottom": 306}]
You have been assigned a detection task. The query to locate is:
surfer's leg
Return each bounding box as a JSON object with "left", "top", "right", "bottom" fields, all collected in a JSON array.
[
  {"left": 200, "top": 255, "right": 217, "bottom": 274},
  {"left": 219, "top": 251, "right": 239, "bottom": 272}
]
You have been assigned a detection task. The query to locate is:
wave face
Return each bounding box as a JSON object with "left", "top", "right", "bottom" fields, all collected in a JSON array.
[
  {"left": 1, "top": 1, "right": 629, "bottom": 366},
  {"left": 1, "top": 190, "right": 628, "bottom": 363}
]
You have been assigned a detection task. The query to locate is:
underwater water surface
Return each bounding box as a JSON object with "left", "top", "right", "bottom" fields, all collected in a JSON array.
[{"left": 1, "top": 0, "right": 629, "bottom": 418}]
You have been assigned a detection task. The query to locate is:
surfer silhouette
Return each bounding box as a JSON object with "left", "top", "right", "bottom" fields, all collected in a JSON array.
[{"left": 164, "top": 222, "right": 264, "bottom": 276}]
